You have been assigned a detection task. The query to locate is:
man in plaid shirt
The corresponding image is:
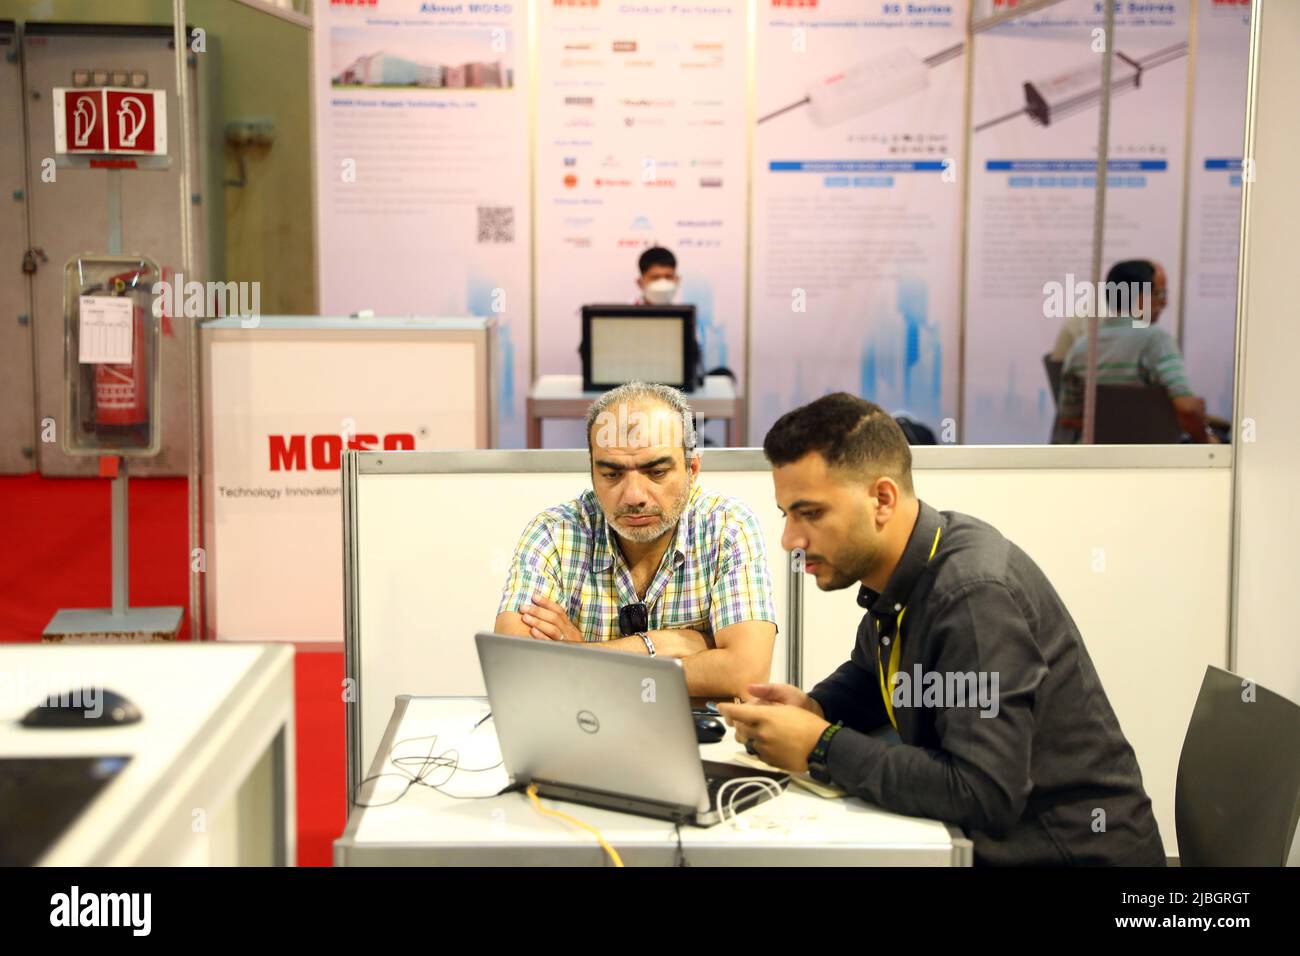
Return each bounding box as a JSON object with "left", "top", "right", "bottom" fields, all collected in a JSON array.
[{"left": 494, "top": 382, "right": 777, "bottom": 698}]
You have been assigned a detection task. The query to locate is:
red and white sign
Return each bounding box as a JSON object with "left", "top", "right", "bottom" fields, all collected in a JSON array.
[{"left": 53, "top": 88, "right": 167, "bottom": 155}]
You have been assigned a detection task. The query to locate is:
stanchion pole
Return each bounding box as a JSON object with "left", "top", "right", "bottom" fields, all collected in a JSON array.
[{"left": 787, "top": 548, "right": 805, "bottom": 689}]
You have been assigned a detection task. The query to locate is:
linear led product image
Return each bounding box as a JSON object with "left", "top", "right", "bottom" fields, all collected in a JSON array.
[{"left": 974, "top": 41, "right": 1189, "bottom": 132}]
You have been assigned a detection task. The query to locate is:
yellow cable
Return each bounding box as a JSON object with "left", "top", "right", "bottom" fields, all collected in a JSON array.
[{"left": 526, "top": 783, "right": 625, "bottom": 867}]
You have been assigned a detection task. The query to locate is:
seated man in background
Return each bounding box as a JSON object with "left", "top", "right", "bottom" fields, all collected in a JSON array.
[
  {"left": 1049, "top": 259, "right": 1167, "bottom": 361},
  {"left": 1056, "top": 259, "right": 1212, "bottom": 442},
  {"left": 493, "top": 381, "right": 776, "bottom": 698},
  {"left": 635, "top": 246, "right": 680, "bottom": 305}
]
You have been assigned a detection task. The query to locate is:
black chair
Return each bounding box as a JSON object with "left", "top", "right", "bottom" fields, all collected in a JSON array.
[
  {"left": 894, "top": 415, "right": 937, "bottom": 445},
  {"left": 1175, "top": 666, "right": 1300, "bottom": 866},
  {"left": 1094, "top": 384, "right": 1183, "bottom": 443},
  {"left": 1043, "top": 354, "right": 1064, "bottom": 407},
  {"left": 1044, "top": 355, "right": 1070, "bottom": 443}
]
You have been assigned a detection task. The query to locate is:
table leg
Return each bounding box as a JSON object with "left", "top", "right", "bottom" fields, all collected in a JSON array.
[{"left": 526, "top": 405, "right": 542, "bottom": 449}]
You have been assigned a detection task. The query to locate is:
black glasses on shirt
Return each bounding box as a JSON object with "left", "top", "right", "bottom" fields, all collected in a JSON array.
[{"left": 618, "top": 602, "right": 649, "bottom": 636}]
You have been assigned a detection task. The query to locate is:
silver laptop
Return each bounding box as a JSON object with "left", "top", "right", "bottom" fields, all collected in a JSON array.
[{"left": 475, "top": 632, "right": 788, "bottom": 827}]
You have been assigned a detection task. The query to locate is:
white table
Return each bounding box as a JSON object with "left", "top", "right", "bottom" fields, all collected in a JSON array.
[
  {"left": 527, "top": 374, "right": 743, "bottom": 448},
  {"left": 334, "top": 697, "right": 971, "bottom": 866},
  {"left": 0, "top": 643, "right": 296, "bottom": 866}
]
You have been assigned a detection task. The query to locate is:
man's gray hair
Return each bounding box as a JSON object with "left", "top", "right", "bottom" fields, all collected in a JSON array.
[{"left": 585, "top": 381, "right": 698, "bottom": 455}]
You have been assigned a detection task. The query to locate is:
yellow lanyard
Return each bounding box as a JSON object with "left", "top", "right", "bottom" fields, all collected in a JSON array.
[{"left": 876, "top": 525, "right": 942, "bottom": 730}]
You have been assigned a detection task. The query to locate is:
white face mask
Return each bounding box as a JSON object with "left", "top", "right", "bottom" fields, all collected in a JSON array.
[{"left": 643, "top": 278, "right": 677, "bottom": 305}]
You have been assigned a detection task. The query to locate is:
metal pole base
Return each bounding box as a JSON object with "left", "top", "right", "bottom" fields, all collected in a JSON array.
[{"left": 42, "top": 606, "right": 184, "bottom": 643}]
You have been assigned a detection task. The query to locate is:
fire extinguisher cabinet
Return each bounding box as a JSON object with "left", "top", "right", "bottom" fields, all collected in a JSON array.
[{"left": 63, "top": 254, "right": 162, "bottom": 457}]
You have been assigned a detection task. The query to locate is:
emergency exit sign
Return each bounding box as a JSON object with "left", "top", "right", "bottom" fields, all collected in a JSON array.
[{"left": 52, "top": 88, "right": 168, "bottom": 155}]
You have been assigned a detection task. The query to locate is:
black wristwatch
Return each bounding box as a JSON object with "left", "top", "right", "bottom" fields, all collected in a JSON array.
[{"left": 807, "top": 720, "right": 843, "bottom": 784}]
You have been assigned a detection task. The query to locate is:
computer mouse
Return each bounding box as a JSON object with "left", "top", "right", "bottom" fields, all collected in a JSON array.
[
  {"left": 694, "top": 715, "right": 725, "bottom": 744},
  {"left": 20, "top": 689, "right": 142, "bottom": 728}
]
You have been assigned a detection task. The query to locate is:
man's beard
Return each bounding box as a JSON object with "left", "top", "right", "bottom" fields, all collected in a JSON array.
[
  {"left": 608, "top": 482, "right": 692, "bottom": 543},
  {"left": 809, "top": 535, "right": 877, "bottom": 592}
]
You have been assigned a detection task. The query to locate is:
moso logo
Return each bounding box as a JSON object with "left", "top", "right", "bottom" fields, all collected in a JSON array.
[{"left": 269, "top": 433, "right": 415, "bottom": 471}]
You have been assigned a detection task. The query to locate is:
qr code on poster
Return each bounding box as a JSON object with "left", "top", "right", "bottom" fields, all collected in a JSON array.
[{"left": 477, "top": 206, "right": 515, "bottom": 243}]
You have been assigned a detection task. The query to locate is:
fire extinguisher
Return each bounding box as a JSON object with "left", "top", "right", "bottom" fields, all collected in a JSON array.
[{"left": 89, "top": 266, "right": 152, "bottom": 431}]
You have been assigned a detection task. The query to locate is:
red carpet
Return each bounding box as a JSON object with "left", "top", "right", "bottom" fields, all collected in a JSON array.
[{"left": 0, "top": 472, "right": 345, "bottom": 866}]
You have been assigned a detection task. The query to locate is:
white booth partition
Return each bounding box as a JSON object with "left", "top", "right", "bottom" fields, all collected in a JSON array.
[
  {"left": 201, "top": 316, "right": 494, "bottom": 645},
  {"left": 344, "top": 445, "right": 1232, "bottom": 857},
  {"left": 1231, "top": 0, "right": 1300, "bottom": 711}
]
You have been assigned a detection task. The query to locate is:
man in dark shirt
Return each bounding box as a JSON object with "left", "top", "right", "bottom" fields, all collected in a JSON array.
[{"left": 717, "top": 393, "right": 1165, "bottom": 866}]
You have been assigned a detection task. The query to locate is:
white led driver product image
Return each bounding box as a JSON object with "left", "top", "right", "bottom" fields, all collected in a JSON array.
[{"left": 758, "top": 41, "right": 964, "bottom": 127}]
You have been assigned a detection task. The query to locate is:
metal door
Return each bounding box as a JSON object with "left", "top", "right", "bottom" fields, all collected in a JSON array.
[{"left": 0, "top": 21, "right": 36, "bottom": 473}]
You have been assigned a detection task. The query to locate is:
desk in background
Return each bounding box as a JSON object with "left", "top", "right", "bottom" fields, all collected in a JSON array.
[
  {"left": 527, "top": 374, "right": 743, "bottom": 448},
  {"left": 335, "top": 696, "right": 970, "bottom": 866}
]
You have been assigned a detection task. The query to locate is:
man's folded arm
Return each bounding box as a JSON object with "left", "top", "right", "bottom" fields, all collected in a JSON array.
[
  {"left": 492, "top": 610, "right": 535, "bottom": 638},
  {"left": 822, "top": 581, "right": 1047, "bottom": 836},
  {"left": 680, "top": 619, "right": 775, "bottom": 699},
  {"left": 494, "top": 516, "right": 564, "bottom": 638}
]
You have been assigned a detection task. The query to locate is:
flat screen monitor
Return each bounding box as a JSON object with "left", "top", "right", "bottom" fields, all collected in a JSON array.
[{"left": 580, "top": 304, "right": 697, "bottom": 392}]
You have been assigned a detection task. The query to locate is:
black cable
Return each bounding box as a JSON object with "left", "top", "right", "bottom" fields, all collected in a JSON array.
[
  {"left": 1135, "top": 41, "right": 1189, "bottom": 70},
  {"left": 673, "top": 816, "right": 689, "bottom": 868},
  {"left": 351, "top": 732, "right": 504, "bottom": 808},
  {"left": 756, "top": 95, "right": 809, "bottom": 125},
  {"left": 974, "top": 106, "right": 1027, "bottom": 133},
  {"left": 923, "top": 41, "right": 965, "bottom": 68}
]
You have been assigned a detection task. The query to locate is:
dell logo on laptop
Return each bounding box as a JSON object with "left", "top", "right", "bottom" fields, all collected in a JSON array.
[{"left": 576, "top": 710, "right": 600, "bottom": 734}]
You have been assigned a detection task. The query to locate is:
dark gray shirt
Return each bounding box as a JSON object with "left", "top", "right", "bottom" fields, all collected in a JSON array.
[{"left": 809, "top": 500, "right": 1165, "bottom": 866}]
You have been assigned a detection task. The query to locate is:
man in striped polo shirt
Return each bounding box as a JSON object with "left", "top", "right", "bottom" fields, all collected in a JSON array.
[
  {"left": 1056, "top": 259, "right": 1212, "bottom": 442},
  {"left": 493, "top": 382, "right": 777, "bottom": 698}
]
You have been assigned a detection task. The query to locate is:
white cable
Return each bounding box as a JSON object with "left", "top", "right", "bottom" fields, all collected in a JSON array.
[
  {"left": 715, "top": 776, "right": 785, "bottom": 829},
  {"left": 728, "top": 782, "right": 783, "bottom": 829}
]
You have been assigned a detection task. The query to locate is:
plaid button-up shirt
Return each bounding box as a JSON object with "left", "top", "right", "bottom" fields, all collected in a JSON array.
[{"left": 497, "top": 484, "right": 777, "bottom": 642}]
